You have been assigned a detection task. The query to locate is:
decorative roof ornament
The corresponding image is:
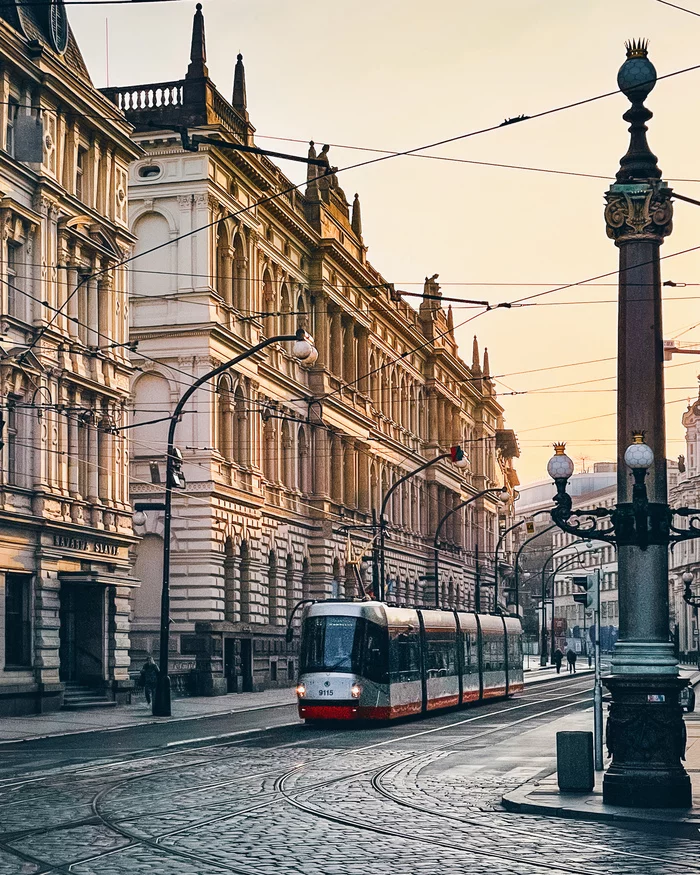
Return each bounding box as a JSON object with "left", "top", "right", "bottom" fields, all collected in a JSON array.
[
  {"left": 447, "top": 304, "right": 454, "bottom": 335},
  {"left": 472, "top": 335, "right": 481, "bottom": 374},
  {"left": 233, "top": 53, "right": 247, "bottom": 116},
  {"left": 483, "top": 347, "right": 490, "bottom": 377},
  {"left": 351, "top": 193, "right": 362, "bottom": 238},
  {"left": 614, "top": 38, "right": 661, "bottom": 182},
  {"left": 187, "top": 3, "right": 208, "bottom": 80}
]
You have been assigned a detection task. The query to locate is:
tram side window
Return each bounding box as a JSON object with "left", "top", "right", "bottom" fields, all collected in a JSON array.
[
  {"left": 426, "top": 631, "right": 458, "bottom": 676},
  {"left": 508, "top": 631, "right": 522, "bottom": 669},
  {"left": 483, "top": 632, "right": 505, "bottom": 673},
  {"left": 463, "top": 631, "right": 478, "bottom": 675},
  {"left": 389, "top": 627, "right": 421, "bottom": 683},
  {"left": 360, "top": 621, "right": 389, "bottom": 684}
]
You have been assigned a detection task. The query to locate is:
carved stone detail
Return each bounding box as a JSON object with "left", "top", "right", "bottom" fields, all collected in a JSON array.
[{"left": 604, "top": 182, "right": 673, "bottom": 244}]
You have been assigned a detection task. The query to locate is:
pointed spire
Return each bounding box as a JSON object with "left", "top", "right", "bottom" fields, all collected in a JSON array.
[
  {"left": 447, "top": 304, "right": 454, "bottom": 335},
  {"left": 187, "top": 3, "right": 208, "bottom": 79},
  {"left": 351, "top": 193, "right": 362, "bottom": 238},
  {"left": 472, "top": 335, "right": 480, "bottom": 371},
  {"left": 483, "top": 347, "right": 490, "bottom": 377},
  {"left": 307, "top": 141, "right": 317, "bottom": 182},
  {"left": 233, "top": 53, "right": 247, "bottom": 115}
]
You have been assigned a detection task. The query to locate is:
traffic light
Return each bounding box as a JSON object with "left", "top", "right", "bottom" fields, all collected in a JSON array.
[
  {"left": 168, "top": 447, "right": 186, "bottom": 489},
  {"left": 572, "top": 574, "right": 599, "bottom": 613}
]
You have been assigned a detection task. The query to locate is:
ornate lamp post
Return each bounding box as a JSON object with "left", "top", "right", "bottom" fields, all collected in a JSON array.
[
  {"left": 152, "top": 329, "right": 318, "bottom": 717},
  {"left": 546, "top": 40, "right": 700, "bottom": 808}
]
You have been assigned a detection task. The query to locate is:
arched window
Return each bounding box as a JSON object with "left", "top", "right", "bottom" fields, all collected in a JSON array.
[
  {"left": 268, "top": 550, "right": 278, "bottom": 625},
  {"left": 280, "top": 284, "right": 292, "bottom": 334},
  {"left": 262, "top": 270, "right": 275, "bottom": 336},
  {"left": 332, "top": 557, "right": 341, "bottom": 598},
  {"left": 216, "top": 222, "right": 232, "bottom": 305},
  {"left": 132, "top": 373, "right": 170, "bottom": 456},
  {"left": 132, "top": 534, "right": 163, "bottom": 626},
  {"left": 281, "top": 419, "right": 293, "bottom": 488},
  {"left": 239, "top": 541, "right": 251, "bottom": 622},
  {"left": 298, "top": 426, "right": 310, "bottom": 493},
  {"left": 132, "top": 213, "right": 170, "bottom": 298},
  {"left": 233, "top": 385, "right": 248, "bottom": 465},
  {"left": 301, "top": 557, "right": 311, "bottom": 601},
  {"left": 286, "top": 554, "right": 296, "bottom": 620},
  {"left": 224, "top": 538, "right": 238, "bottom": 622},
  {"left": 216, "top": 375, "right": 234, "bottom": 461},
  {"left": 232, "top": 233, "right": 246, "bottom": 311}
]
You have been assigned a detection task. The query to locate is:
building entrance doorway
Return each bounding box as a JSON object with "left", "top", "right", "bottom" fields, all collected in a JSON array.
[
  {"left": 59, "top": 583, "right": 106, "bottom": 685},
  {"left": 223, "top": 638, "right": 254, "bottom": 692}
]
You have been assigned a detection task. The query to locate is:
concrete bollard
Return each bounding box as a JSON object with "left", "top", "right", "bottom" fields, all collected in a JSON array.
[{"left": 556, "top": 731, "right": 594, "bottom": 792}]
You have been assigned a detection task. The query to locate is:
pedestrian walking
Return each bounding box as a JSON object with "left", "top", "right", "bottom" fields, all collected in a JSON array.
[
  {"left": 553, "top": 649, "right": 563, "bottom": 674},
  {"left": 139, "top": 655, "right": 159, "bottom": 705},
  {"left": 566, "top": 649, "right": 577, "bottom": 674}
]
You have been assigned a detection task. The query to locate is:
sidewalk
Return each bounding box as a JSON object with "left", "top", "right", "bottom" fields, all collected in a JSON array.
[
  {"left": 0, "top": 686, "right": 297, "bottom": 744},
  {"left": 502, "top": 668, "right": 700, "bottom": 827},
  {"left": 0, "top": 662, "right": 589, "bottom": 745}
]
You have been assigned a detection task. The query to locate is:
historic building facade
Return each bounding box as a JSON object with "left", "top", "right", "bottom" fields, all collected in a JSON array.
[
  {"left": 104, "top": 5, "right": 519, "bottom": 694},
  {"left": 669, "top": 382, "right": 700, "bottom": 661},
  {"left": 0, "top": 1, "right": 141, "bottom": 714}
]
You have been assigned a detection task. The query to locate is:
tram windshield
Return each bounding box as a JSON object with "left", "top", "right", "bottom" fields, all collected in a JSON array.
[{"left": 299, "top": 615, "right": 387, "bottom": 682}]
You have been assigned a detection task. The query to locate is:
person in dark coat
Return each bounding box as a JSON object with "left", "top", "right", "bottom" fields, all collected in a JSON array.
[
  {"left": 566, "top": 649, "right": 577, "bottom": 674},
  {"left": 553, "top": 649, "right": 563, "bottom": 674},
  {"left": 139, "top": 656, "right": 159, "bottom": 704}
]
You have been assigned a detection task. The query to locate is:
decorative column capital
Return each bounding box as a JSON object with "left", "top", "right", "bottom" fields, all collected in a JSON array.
[{"left": 604, "top": 181, "right": 673, "bottom": 245}]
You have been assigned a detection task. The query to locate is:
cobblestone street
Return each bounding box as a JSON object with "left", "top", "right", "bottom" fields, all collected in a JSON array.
[{"left": 0, "top": 675, "right": 696, "bottom": 875}]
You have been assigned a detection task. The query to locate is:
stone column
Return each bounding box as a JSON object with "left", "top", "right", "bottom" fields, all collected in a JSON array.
[
  {"left": 601, "top": 42, "right": 690, "bottom": 808},
  {"left": 343, "top": 438, "right": 356, "bottom": 509},
  {"left": 87, "top": 275, "right": 99, "bottom": 347},
  {"left": 68, "top": 393, "right": 80, "bottom": 498},
  {"left": 331, "top": 433, "right": 343, "bottom": 504}
]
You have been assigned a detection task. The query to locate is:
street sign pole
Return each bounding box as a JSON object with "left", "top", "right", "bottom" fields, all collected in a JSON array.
[{"left": 593, "top": 568, "right": 604, "bottom": 771}]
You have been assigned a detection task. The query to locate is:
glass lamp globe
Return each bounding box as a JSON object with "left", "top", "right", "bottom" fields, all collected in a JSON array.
[
  {"left": 547, "top": 443, "right": 575, "bottom": 481},
  {"left": 293, "top": 333, "right": 319, "bottom": 368},
  {"left": 682, "top": 571, "right": 694, "bottom": 586},
  {"left": 624, "top": 434, "right": 654, "bottom": 470},
  {"left": 133, "top": 510, "right": 147, "bottom": 527},
  {"left": 617, "top": 40, "right": 656, "bottom": 103}
]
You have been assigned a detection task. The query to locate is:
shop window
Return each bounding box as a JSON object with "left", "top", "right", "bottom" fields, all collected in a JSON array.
[
  {"left": 5, "top": 574, "right": 31, "bottom": 667},
  {"left": 287, "top": 659, "right": 294, "bottom": 679}
]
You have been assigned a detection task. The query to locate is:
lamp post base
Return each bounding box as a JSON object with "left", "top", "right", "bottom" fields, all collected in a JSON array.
[
  {"left": 602, "top": 674, "right": 692, "bottom": 808},
  {"left": 152, "top": 674, "right": 172, "bottom": 717}
]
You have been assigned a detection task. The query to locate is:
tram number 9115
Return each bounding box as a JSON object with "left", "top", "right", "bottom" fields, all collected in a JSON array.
[{"left": 317, "top": 688, "right": 334, "bottom": 696}]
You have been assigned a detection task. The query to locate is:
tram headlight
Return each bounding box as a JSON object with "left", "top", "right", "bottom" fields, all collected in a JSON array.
[
  {"left": 296, "top": 684, "right": 306, "bottom": 698},
  {"left": 351, "top": 684, "right": 362, "bottom": 699}
]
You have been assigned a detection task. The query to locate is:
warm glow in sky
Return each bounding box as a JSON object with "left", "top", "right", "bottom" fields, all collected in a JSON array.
[{"left": 70, "top": 0, "right": 700, "bottom": 484}]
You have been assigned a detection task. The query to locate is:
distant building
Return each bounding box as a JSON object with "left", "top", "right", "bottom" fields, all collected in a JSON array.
[{"left": 669, "top": 382, "right": 700, "bottom": 661}]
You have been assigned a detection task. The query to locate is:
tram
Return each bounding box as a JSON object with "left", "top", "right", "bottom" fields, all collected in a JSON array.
[{"left": 296, "top": 600, "right": 523, "bottom": 722}]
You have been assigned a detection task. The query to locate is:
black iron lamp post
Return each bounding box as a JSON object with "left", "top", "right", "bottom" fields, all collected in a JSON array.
[
  {"left": 538, "top": 541, "right": 589, "bottom": 666},
  {"left": 512, "top": 521, "right": 557, "bottom": 618},
  {"left": 681, "top": 572, "right": 700, "bottom": 669},
  {"left": 151, "top": 329, "right": 318, "bottom": 717},
  {"left": 496, "top": 510, "right": 552, "bottom": 613},
  {"left": 433, "top": 487, "right": 508, "bottom": 609},
  {"left": 546, "top": 40, "right": 700, "bottom": 809}
]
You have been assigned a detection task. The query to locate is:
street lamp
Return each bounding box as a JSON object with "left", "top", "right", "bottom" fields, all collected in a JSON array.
[
  {"left": 681, "top": 571, "right": 700, "bottom": 670},
  {"left": 547, "top": 40, "right": 700, "bottom": 808},
  {"left": 152, "top": 328, "right": 317, "bottom": 717},
  {"left": 377, "top": 445, "right": 469, "bottom": 602},
  {"left": 512, "top": 520, "right": 557, "bottom": 618},
  {"left": 432, "top": 487, "right": 508, "bottom": 610},
  {"left": 539, "top": 540, "right": 590, "bottom": 666},
  {"left": 494, "top": 509, "right": 550, "bottom": 613}
]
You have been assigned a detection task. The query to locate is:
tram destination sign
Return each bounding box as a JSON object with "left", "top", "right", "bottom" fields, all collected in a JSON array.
[{"left": 52, "top": 534, "right": 119, "bottom": 556}]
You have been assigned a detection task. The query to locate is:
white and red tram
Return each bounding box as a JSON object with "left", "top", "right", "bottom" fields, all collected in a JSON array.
[{"left": 296, "top": 601, "right": 523, "bottom": 722}]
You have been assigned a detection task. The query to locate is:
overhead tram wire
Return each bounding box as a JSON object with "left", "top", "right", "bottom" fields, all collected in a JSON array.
[
  {"left": 24, "top": 57, "right": 700, "bottom": 360},
  {"left": 654, "top": 0, "right": 700, "bottom": 17}
]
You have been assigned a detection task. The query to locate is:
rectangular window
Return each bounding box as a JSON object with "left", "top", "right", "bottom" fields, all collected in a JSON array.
[
  {"left": 5, "top": 98, "right": 18, "bottom": 158},
  {"left": 76, "top": 147, "right": 87, "bottom": 201},
  {"left": 5, "top": 403, "right": 17, "bottom": 485},
  {"left": 6, "top": 243, "right": 19, "bottom": 318},
  {"left": 5, "top": 574, "right": 31, "bottom": 667}
]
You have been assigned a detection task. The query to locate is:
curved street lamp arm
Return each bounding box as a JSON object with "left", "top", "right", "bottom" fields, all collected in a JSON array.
[
  {"left": 432, "top": 487, "right": 502, "bottom": 610},
  {"left": 380, "top": 452, "right": 450, "bottom": 521},
  {"left": 285, "top": 598, "right": 316, "bottom": 642}
]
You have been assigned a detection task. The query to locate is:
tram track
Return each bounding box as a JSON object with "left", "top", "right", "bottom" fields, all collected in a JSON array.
[{"left": 0, "top": 674, "right": 622, "bottom": 875}]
